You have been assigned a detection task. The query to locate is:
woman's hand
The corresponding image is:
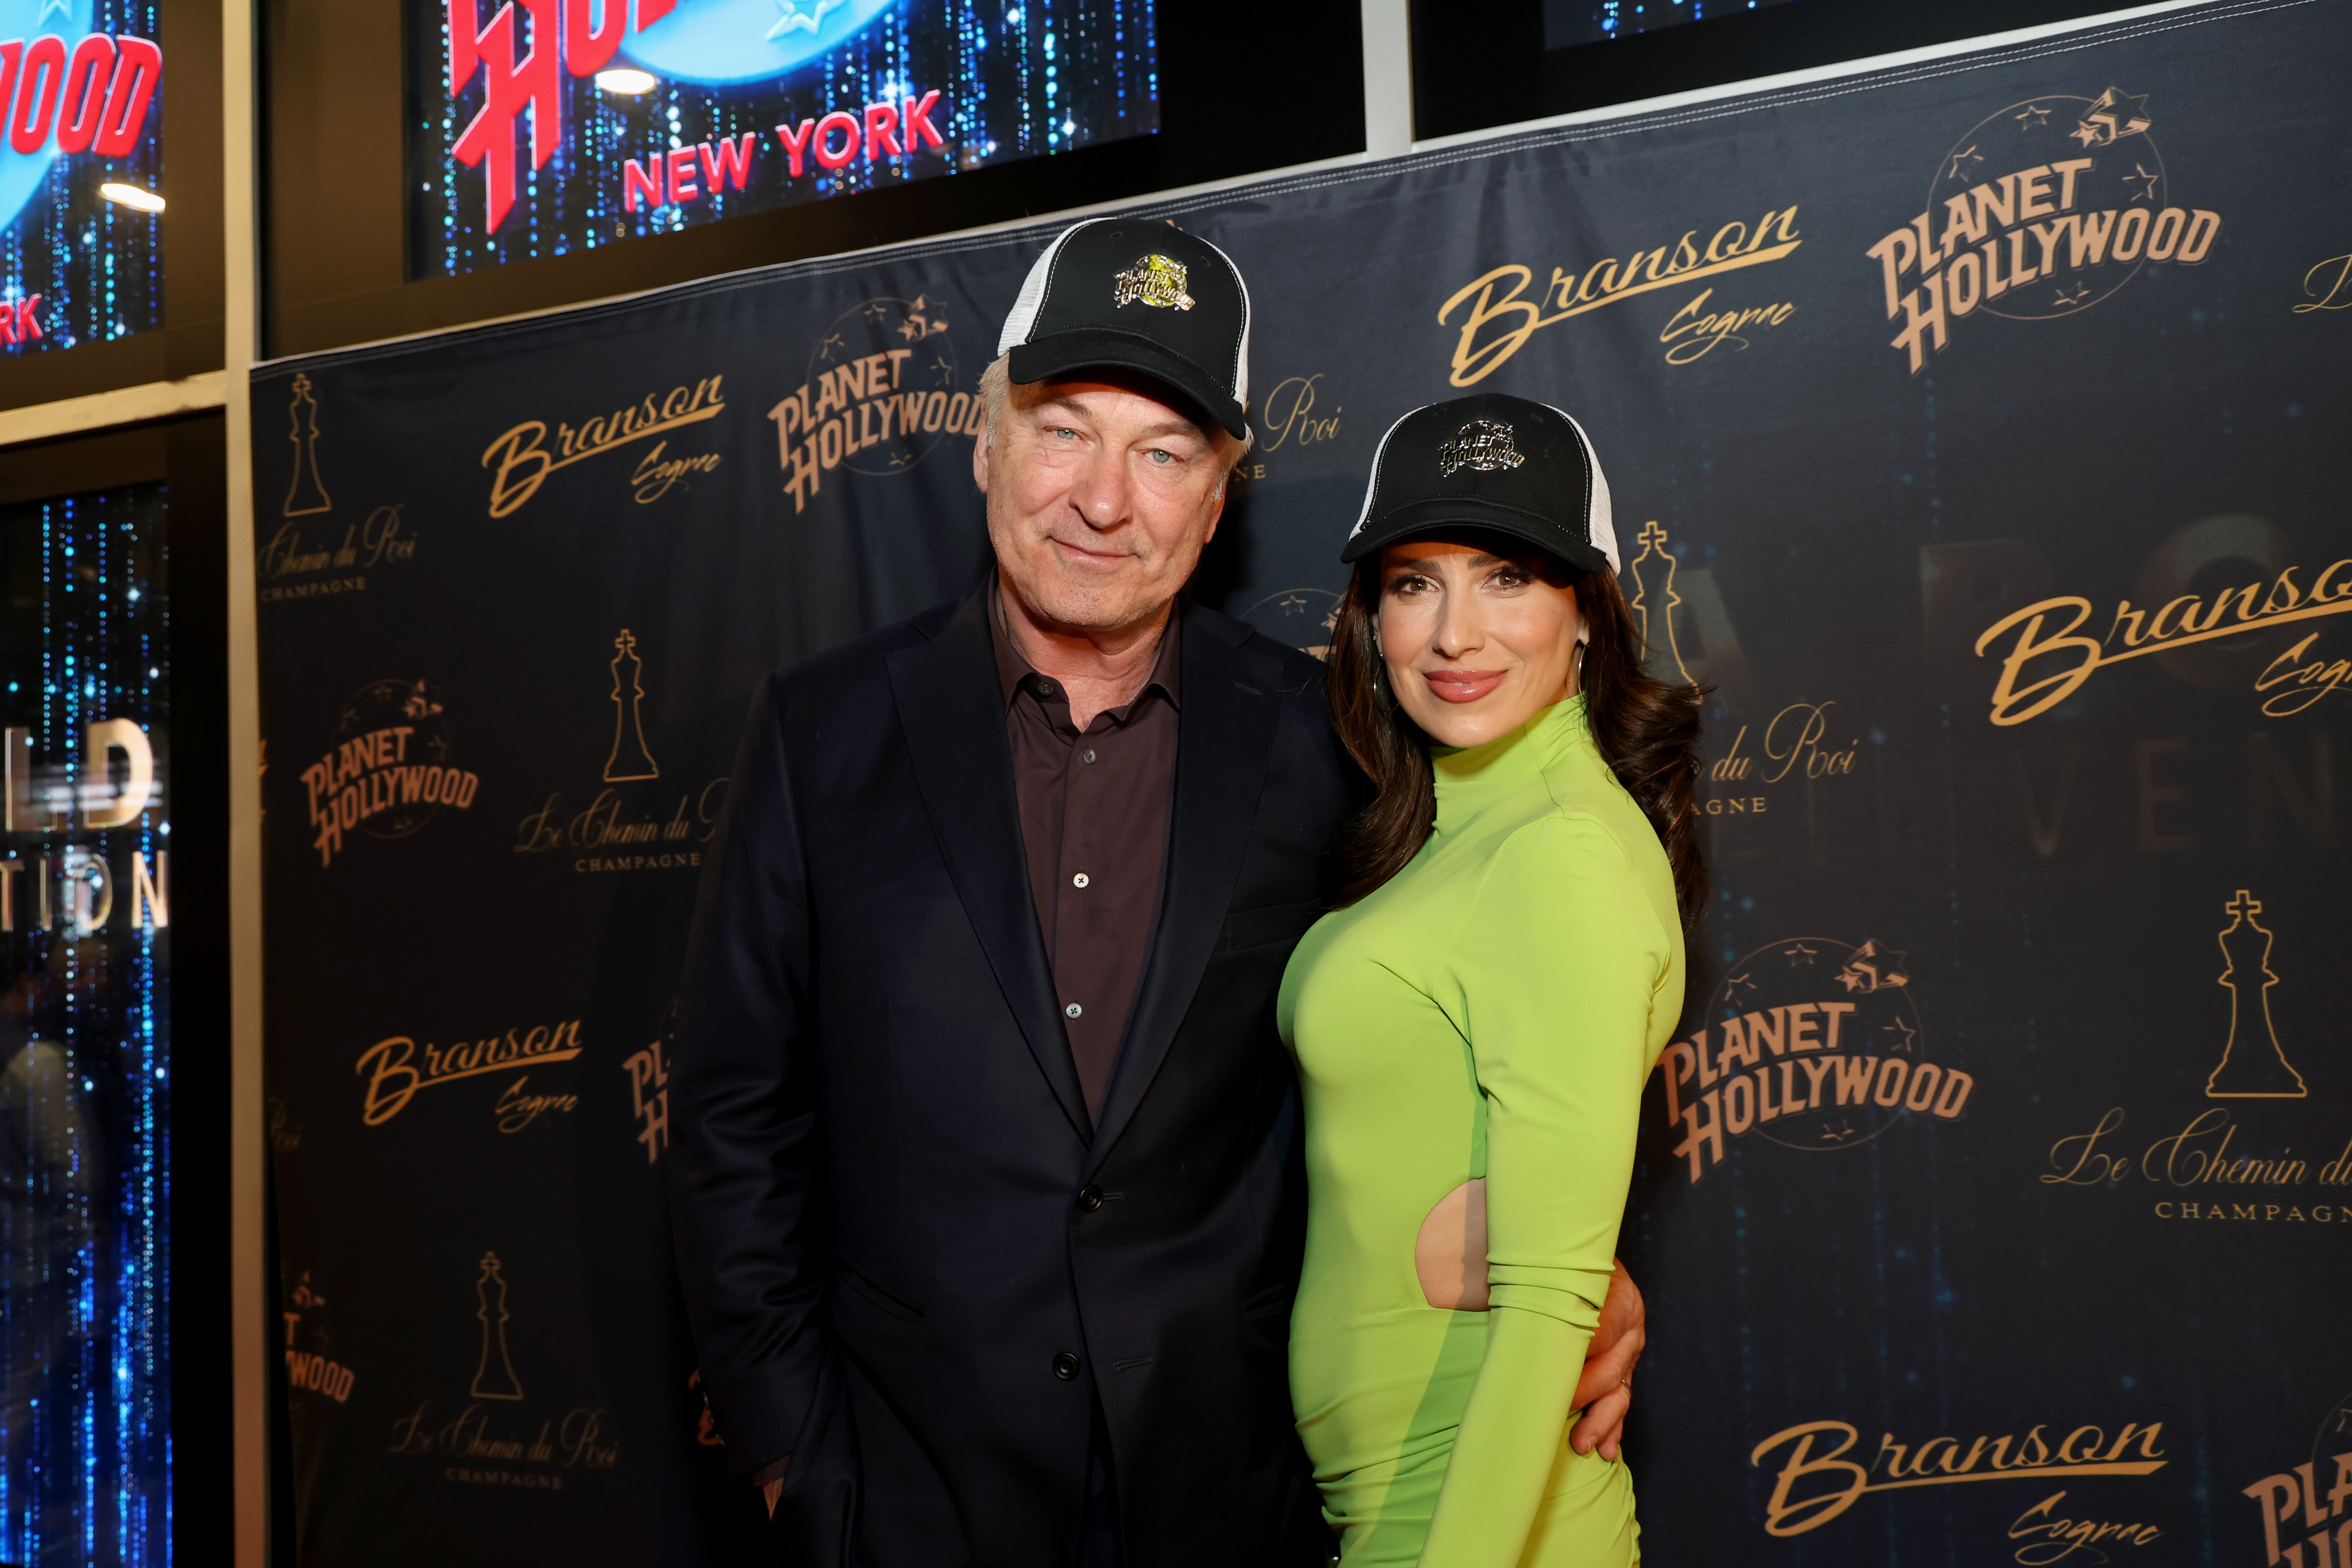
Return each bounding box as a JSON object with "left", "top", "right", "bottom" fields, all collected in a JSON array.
[{"left": 1567, "top": 1258, "right": 1645, "bottom": 1461}]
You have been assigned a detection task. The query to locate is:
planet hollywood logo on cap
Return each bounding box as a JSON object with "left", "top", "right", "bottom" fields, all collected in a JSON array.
[
  {"left": 1435, "top": 419, "right": 1524, "bottom": 478},
  {"left": 1867, "top": 84, "right": 2224, "bottom": 373},
  {"left": 1112, "top": 255, "right": 1194, "bottom": 311}
]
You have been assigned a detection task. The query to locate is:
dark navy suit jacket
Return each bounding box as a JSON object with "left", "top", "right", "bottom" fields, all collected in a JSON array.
[{"left": 667, "top": 586, "right": 1361, "bottom": 1567}]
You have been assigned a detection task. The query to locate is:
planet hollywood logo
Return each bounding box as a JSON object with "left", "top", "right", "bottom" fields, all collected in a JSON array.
[
  {"left": 302, "top": 679, "right": 481, "bottom": 868},
  {"left": 1867, "top": 87, "right": 2222, "bottom": 372},
  {"left": 1659, "top": 937, "right": 1974, "bottom": 1186},
  {"left": 766, "top": 295, "right": 980, "bottom": 513}
]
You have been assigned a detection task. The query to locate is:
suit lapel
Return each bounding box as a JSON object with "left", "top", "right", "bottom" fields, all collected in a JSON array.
[
  {"left": 888, "top": 590, "right": 1091, "bottom": 1140},
  {"left": 1088, "top": 613, "right": 1281, "bottom": 1166}
]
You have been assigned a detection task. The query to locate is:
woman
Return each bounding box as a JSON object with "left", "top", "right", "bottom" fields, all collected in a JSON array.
[{"left": 1279, "top": 393, "right": 1704, "bottom": 1566}]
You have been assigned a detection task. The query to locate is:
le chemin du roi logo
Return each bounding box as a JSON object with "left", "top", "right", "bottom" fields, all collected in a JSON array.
[
  {"left": 260, "top": 373, "right": 421, "bottom": 604},
  {"left": 2040, "top": 888, "right": 2350, "bottom": 1228},
  {"left": 1869, "top": 86, "right": 2221, "bottom": 371}
]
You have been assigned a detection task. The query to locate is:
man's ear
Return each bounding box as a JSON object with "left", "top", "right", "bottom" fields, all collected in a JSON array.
[{"left": 971, "top": 425, "right": 992, "bottom": 493}]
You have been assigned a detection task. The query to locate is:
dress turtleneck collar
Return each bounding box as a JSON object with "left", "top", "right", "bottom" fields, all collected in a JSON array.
[{"left": 1429, "top": 694, "right": 1592, "bottom": 831}]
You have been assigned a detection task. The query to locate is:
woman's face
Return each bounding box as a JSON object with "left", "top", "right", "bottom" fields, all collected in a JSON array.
[{"left": 1376, "top": 535, "right": 1583, "bottom": 749}]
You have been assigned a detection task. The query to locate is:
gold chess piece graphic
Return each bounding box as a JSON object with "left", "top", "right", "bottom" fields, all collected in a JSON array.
[
  {"left": 469, "top": 1251, "right": 525, "bottom": 1401},
  {"left": 2205, "top": 890, "right": 2309, "bottom": 1098},
  {"left": 1627, "top": 521, "right": 1693, "bottom": 685},
  {"left": 603, "top": 629, "right": 660, "bottom": 783},
  {"left": 283, "top": 373, "right": 333, "bottom": 517}
]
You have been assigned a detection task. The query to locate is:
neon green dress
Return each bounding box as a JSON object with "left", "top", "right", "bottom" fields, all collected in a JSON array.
[{"left": 1277, "top": 696, "right": 1684, "bottom": 1568}]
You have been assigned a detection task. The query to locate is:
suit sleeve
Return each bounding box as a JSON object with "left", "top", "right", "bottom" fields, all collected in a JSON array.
[
  {"left": 1418, "top": 816, "right": 1669, "bottom": 1568},
  {"left": 666, "top": 675, "right": 852, "bottom": 1505}
]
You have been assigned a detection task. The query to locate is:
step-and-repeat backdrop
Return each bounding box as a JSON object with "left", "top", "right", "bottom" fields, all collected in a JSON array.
[{"left": 251, "top": 2, "right": 2350, "bottom": 1560}]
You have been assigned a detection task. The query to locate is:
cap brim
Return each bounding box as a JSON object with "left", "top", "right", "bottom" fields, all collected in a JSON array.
[
  {"left": 1340, "top": 496, "right": 1612, "bottom": 574},
  {"left": 1009, "top": 328, "right": 1249, "bottom": 440}
]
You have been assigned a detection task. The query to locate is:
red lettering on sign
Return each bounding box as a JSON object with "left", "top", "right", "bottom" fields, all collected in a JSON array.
[
  {"left": 862, "top": 100, "right": 901, "bottom": 157},
  {"left": 95, "top": 37, "right": 162, "bottom": 156},
  {"left": 53, "top": 34, "right": 115, "bottom": 154},
  {"left": 701, "top": 132, "right": 755, "bottom": 192},
  {"left": 622, "top": 156, "right": 662, "bottom": 212},
  {"left": 449, "top": 0, "right": 561, "bottom": 233},
  {"left": 666, "top": 145, "right": 699, "bottom": 201},
  {"left": 774, "top": 118, "right": 815, "bottom": 176},
  {"left": 560, "top": 0, "right": 623, "bottom": 75},
  {"left": 10, "top": 34, "right": 65, "bottom": 154},
  {"left": 811, "top": 109, "right": 859, "bottom": 169},
  {"left": 901, "top": 90, "right": 944, "bottom": 151},
  {"left": 0, "top": 296, "right": 43, "bottom": 346}
]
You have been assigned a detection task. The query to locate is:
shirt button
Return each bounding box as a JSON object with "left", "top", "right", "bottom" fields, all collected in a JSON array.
[
  {"left": 1077, "top": 1185, "right": 1104, "bottom": 1213},
  {"left": 1072, "top": 872, "right": 1090, "bottom": 888},
  {"left": 1065, "top": 1003, "right": 1083, "bottom": 1019},
  {"left": 1052, "top": 1353, "right": 1081, "bottom": 1381},
  {"left": 1035, "top": 679, "right": 1060, "bottom": 699},
  {"left": 1081, "top": 748, "right": 1097, "bottom": 764}
]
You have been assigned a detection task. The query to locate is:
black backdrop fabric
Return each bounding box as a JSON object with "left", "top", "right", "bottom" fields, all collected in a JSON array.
[{"left": 251, "top": 3, "right": 2352, "bottom": 1561}]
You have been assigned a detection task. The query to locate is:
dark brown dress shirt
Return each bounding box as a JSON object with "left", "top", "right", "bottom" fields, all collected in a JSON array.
[{"left": 991, "top": 589, "right": 1182, "bottom": 1123}]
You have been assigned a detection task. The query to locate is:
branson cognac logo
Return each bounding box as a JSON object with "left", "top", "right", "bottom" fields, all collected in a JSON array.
[
  {"left": 1972, "top": 556, "right": 2352, "bottom": 726},
  {"left": 767, "top": 295, "right": 979, "bottom": 513},
  {"left": 1658, "top": 937, "right": 1974, "bottom": 1186},
  {"left": 1438, "top": 205, "right": 1803, "bottom": 385},
  {"left": 1868, "top": 87, "right": 2223, "bottom": 372},
  {"left": 1751, "top": 1416, "right": 2168, "bottom": 1539},
  {"left": 302, "top": 679, "right": 481, "bottom": 867},
  {"left": 479, "top": 374, "right": 726, "bottom": 518}
]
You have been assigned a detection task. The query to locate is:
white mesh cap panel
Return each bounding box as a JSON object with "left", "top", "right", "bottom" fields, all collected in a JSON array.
[
  {"left": 1546, "top": 404, "right": 1620, "bottom": 573},
  {"left": 1217, "top": 236, "right": 1252, "bottom": 407},
  {"left": 996, "top": 221, "right": 1089, "bottom": 356}
]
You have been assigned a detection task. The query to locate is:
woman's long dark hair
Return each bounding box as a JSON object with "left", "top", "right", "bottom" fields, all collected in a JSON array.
[{"left": 1327, "top": 549, "right": 1708, "bottom": 930}]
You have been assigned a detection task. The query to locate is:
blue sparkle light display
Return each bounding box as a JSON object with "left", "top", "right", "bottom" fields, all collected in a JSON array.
[
  {"left": 410, "top": 0, "right": 1157, "bottom": 279},
  {"left": 1544, "top": 0, "right": 1794, "bottom": 48},
  {"left": 0, "top": 481, "right": 172, "bottom": 1568},
  {"left": 0, "top": 0, "right": 167, "bottom": 357}
]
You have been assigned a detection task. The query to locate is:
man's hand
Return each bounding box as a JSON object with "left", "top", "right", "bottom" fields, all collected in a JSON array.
[{"left": 1568, "top": 1257, "right": 1645, "bottom": 1461}]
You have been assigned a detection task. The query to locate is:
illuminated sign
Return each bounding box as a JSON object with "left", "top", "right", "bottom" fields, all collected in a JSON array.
[
  {"left": 0, "top": 480, "right": 172, "bottom": 1564},
  {"left": 0, "top": 0, "right": 165, "bottom": 354},
  {"left": 412, "top": 0, "right": 1157, "bottom": 278}
]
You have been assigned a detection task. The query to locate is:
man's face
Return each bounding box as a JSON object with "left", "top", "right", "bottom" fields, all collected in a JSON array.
[{"left": 974, "top": 372, "right": 1231, "bottom": 634}]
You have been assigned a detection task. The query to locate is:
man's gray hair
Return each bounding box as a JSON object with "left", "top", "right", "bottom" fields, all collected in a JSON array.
[{"left": 977, "top": 354, "right": 1256, "bottom": 469}]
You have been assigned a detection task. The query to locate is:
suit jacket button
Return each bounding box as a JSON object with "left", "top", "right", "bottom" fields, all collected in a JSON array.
[
  {"left": 1052, "top": 1353, "right": 1081, "bottom": 1381},
  {"left": 1077, "top": 1186, "right": 1104, "bottom": 1213}
]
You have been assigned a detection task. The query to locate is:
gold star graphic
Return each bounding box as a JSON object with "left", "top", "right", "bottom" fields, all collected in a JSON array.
[
  {"left": 1947, "top": 144, "right": 1985, "bottom": 182},
  {"left": 2014, "top": 104, "right": 2051, "bottom": 130},
  {"left": 2122, "top": 163, "right": 2160, "bottom": 203}
]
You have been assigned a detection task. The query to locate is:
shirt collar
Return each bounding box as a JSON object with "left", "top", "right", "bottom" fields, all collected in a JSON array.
[{"left": 989, "top": 579, "right": 1184, "bottom": 714}]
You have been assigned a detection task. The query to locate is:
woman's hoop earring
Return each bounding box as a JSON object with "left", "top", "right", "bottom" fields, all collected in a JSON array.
[{"left": 1573, "top": 642, "right": 1588, "bottom": 685}]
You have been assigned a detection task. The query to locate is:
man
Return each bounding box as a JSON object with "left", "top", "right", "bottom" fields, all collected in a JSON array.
[{"left": 668, "top": 217, "right": 1644, "bottom": 1568}]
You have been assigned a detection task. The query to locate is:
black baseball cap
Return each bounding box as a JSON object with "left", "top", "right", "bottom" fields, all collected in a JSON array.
[
  {"left": 997, "top": 217, "right": 1252, "bottom": 440},
  {"left": 1341, "top": 393, "right": 1619, "bottom": 575}
]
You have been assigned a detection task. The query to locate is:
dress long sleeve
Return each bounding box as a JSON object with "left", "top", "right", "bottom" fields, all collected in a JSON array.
[{"left": 1420, "top": 818, "right": 1670, "bottom": 1568}]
